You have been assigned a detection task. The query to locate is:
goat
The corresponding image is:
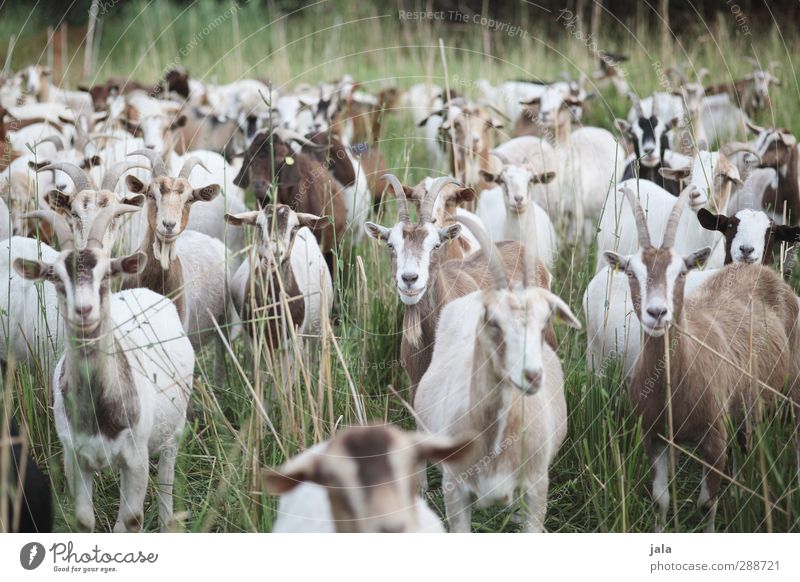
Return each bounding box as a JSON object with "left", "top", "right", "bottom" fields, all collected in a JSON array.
[
  {"left": 225, "top": 204, "right": 333, "bottom": 372},
  {"left": 233, "top": 129, "right": 347, "bottom": 257},
  {"left": 593, "top": 51, "right": 629, "bottom": 95},
  {"left": 263, "top": 424, "right": 472, "bottom": 533},
  {"left": 745, "top": 123, "right": 799, "bottom": 225},
  {"left": 515, "top": 77, "right": 593, "bottom": 143},
  {"left": 603, "top": 185, "right": 800, "bottom": 532},
  {"left": 14, "top": 208, "right": 195, "bottom": 532},
  {"left": 122, "top": 150, "right": 232, "bottom": 383},
  {"left": 120, "top": 93, "right": 187, "bottom": 153},
  {"left": 705, "top": 59, "right": 781, "bottom": 118},
  {"left": 1, "top": 417, "right": 53, "bottom": 532},
  {"left": 476, "top": 161, "right": 558, "bottom": 268},
  {"left": 697, "top": 208, "right": 800, "bottom": 266},
  {"left": 616, "top": 93, "right": 680, "bottom": 195},
  {"left": 418, "top": 98, "right": 506, "bottom": 191},
  {"left": 415, "top": 214, "right": 579, "bottom": 532},
  {"left": 364, "top": 175, "right": 550, "bottom": 394}
]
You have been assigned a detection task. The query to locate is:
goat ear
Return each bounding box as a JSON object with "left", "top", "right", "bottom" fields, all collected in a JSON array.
[
  {"left": 696, "top": 208, "right": 727, "bottom": 232},
  {"left": 541, "top": 289, "right": 582, "bottom": 329},
  {"left": 479, "top": 169, "right": 497, "bottom": 183},
  {"left": 13, "top": 258, "right": 50, "bottom": 281},
  {"left": 532, "top": 171, "right": 556, "bottom": 185},
  {"left": 489, "top": 118, "right": 504, "bottom": 129},
  {"left": 438, "top": 223, "right": 462, "bottom": 243},
  {"left": 224, "top": 211, "right": 260, "bottom": 226},
  {"left": 112, "top": 251, "right": 147, "bottom": 276},
  {"left": 232, "top": 159, "right": 250, "bottom": 188},
  {"left": 192, "top": 184, "right": 221, "bottom": 202},
  {"left": 669, "top": 117, "right": 681, "bottom": 129},
  {"left": 772, "top": 224, "right": 800, "bottom": 243},
  {"left": 364, "top": 221, "right": 390, "bottom": 242},
  {"left": 414, "top": 432, "right": 475, "bottom": 464},
  {"left": 603, "top": 251, "right": 629, "bottom": 271},
  {"left": 46, "top": 189, "right": 73, "bottom": 214},
  {"left": 659, "top": 166, "right": 690, "bottom": 181},
  {"left": 121, "top": 193, "right": 145, "bottom": 208},
  {"left": 125, "top": 175, "right": 146, "bottom": 193},
  {"left": 262, "top": 454, "right": 319, "bottom": 495},
  {"left": 614, "top": 119, "right": 631, "bottom": 134},
  {"left": 684, "top": 247, "right": 712, "bottom": 270},
  {"left": 296, "top": 212, "right": 329, "bottom": 232}
]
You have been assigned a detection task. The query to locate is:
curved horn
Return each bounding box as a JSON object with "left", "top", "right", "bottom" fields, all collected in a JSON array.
[
  {"left": 628, "top": 92, "right": 644, "bottom": 118},
  {"left": 35, "top": 134, "right": 64, "bottom": 151},
  {"left": 273, "top": 128, "right": 319, "bottom": 148},
  {"left": 382, "top": 174, "right": 410, "bottom": 223},
  {"left": 662, "top": 185, "right": 692, "bottom": 248},
  {"left": 85, "top": 206, "right": 117, "bottom": 250},
  {"left": 101, "top": 161, "right": 148, "bottom": 191},
  {"left": 456, "top": 214, "right": 508, "bottom": 290},
  {"left": 719, "top": 141, "right": 760, "bottom": 158},
  {"left": 420, "top": 177, "right": 460, "bottom": 223},
  {"left": 667, "top": 66, "right": 688, "bottom": 86},
  {"left": 179, "top": 156, "right": 210, "bottom": 179},
  {"left": 128, "top": 149, "right": 168, "bottom": 177},
  {"left": 489, "top": 150, "right": 512, "bottom": 165},
  {"left": 37, "top": 162, "right": 91, "bottom": 193},
  {"left": 21, "top": 210, "right": 74, "bottom": 250},
  {"left": 620, "top": 186, "right": 651, "bottom": 248}
]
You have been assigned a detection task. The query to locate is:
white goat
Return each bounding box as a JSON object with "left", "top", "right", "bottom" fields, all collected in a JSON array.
[
  {"left": 14, "top": 208, "right": 194, "bottom": 532},
  {"left": 415, "top": 215, "right": 579, "bottom": 532}
]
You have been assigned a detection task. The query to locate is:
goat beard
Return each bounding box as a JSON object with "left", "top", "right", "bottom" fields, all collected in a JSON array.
[
  {"left": 403, "top": 305, "right": 423, "bottom": 347},
  {"left": 153, "top": 237, "right": 177, "bottom": 269}
]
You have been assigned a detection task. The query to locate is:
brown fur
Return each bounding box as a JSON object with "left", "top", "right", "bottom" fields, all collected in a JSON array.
[
  {"left": 630, "top": 260, "right": 800, "bottom": 512},
  {"left": 758, "top": 132, "right": 800, "bottom": 224}
]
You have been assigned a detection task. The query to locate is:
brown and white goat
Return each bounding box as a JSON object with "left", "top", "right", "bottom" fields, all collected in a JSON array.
[
  {"left": 364, "top": 175, "right": 551, "bottom": 394},
  {"left": 263, "top": 424, "right": 473, "bottom": 533},
  {"left": 121, "top": 150, "right": 231, "bottom": 382},
  {"left": 705, "top": 59, "right": 781, "bottom": 118},
  {"left": 604, "top": 186, "right": 800, "bottom": 532}
]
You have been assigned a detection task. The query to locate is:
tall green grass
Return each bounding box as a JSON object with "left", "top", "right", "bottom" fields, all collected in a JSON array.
[{"left": 1, "top": 1, "right": 799, "bottom": 532}]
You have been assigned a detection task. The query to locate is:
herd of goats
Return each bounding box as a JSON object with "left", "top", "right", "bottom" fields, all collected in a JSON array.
[{"left": 1, "top": 51, "right": 799, "bottom": 533}]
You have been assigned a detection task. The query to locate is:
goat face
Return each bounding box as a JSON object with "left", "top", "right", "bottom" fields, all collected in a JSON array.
[
  {"left": 21, "top": 65, "right": 50, "bottom": 96},
  {"left": 697, "top": 208, "right": 800, "bottom": 265},
  {"left": 233, "top": 132, "right": 295, "bottom": 202},
  {"left": 481, "top": 165, "right": 555, "bottom": 213},
  {"left": 262, "top": 425, "right": 472, "bottom": 533},
  {"left": 441, "top": 104, "right": 502, "bottom": 159},
  {"left": 225, "top": 204, "right": 327, "bottom": 270},
  {"left": 616, "top": 115, "right": 673, "bottom": 168},
  {"left": 47, "top": 189, "right": 144, "bottom": 250},
  {"left": 364, "top": 220, "right": 461, "bottom": 305},
  {"left": 746, "top": 70, "right": 778, "bottom": 110},
  {"left": 604, "top": 246, "right": 711, "bottom": 337},
  {"left": 14, "top": 248, "right": 145, "bottom": 337},
  {"left": 126, "top": 174, "right": 219, "bottom": 242},
  {"left": 661, "top": 151, "right": 741, "bottom": 210},
  {"left": 479, "top": 287, "right": 579, "bottom": 394}
]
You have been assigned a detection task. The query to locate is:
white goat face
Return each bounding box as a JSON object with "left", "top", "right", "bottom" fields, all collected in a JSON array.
[
  {"left": 731, "top": 209, "right": 770, "bottom": 264},
  {"left": 537, "top": 85, "right": 568, "bottom": 125},
  {"left": 255, "top": 206, "right": 301, "bottom": 268},
  {"left": 140, "top": 116, "right": 168, "bottom": 151},
  {"left": 605, "top": 246, "right": 710, "bottom": 338},
  {"left": 751, "top": 71, "right": 773, "bottom": 104},
  {"left": 687, "top": 151, "right": 718, "bottom": 209},
  {"left": 478, "top": 287, "right": 580, "bottom": 394},
  {"left": 14, "top": 249, "right": 144, "bottom": 338},
  {"left": 365, "top": 220, "right": 461, "bottom": 306}
]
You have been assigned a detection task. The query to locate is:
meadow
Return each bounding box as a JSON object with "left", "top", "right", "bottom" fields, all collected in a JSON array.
[{"left": 2, "top": 0, "right": 799, "bottom": 532}]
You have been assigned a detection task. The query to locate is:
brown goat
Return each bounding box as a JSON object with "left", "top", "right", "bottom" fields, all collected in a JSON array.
[{"left": 604, "top": 186, "right": 800, "bottom": 532}]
